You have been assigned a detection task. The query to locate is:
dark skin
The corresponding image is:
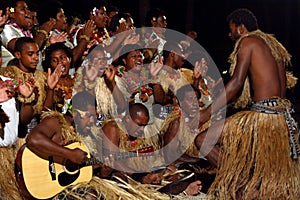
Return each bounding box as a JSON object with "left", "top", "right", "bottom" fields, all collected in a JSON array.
[
  {"left": 26, "top": 116, "right": 87, "bottom": 165},
  {"left": 102, "top": 109, "right": 164, "bottom": 184},
  {"left": 14, "top": 42, "right": 61, "bottom": 124},
  {"left": 163, "top": 89, "right": 202, "bottom": 164},
  {"left": 195, "top": 21, "right": 286, "bottom": 167}
]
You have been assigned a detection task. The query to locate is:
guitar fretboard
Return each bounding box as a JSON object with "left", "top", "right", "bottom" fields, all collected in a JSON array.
[{"left": 84, "top": 151, "right": 139, "bottom": 166}]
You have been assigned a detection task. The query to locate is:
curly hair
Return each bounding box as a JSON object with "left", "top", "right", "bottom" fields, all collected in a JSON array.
[
  {"left": 42, "top": 42, "right": 74, "bottom": 72},
  {"left": 226, "top": 8, "right": 258, "bottom": 32}
]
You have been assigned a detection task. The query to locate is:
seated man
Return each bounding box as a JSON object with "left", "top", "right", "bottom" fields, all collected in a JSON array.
[
  {"left": 101, "top": 102, "right": 203, "bottom": 196},
  {"left": 18, "top": 92, "right": 171, "bottom": 199}
]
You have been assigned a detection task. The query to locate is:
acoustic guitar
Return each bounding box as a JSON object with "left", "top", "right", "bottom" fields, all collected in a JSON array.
[{"left": 15, "top": 142, "right": 154, "bottom": 199}]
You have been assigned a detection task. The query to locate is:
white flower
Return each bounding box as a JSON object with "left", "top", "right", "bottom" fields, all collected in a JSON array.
[
  {"left": 119, "top": 18, "right": 126, "bottom": 24},
  {"left": 92, "top": 7, "right": 99, "bottom": 16}
]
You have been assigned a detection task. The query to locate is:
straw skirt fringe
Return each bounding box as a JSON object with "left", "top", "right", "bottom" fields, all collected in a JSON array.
[
  {"left": 0, "top": 138, "right": 26, "bottom": 200},
  {"left": 207, "top": 110, "right": 300, "bottom": 200}
]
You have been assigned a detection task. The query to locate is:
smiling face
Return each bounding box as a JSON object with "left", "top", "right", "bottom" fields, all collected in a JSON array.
[
  {"left": 88, "top": 48, "right": 108, "bottom": 76},
  {"left": 91, "top": 6, "right": 108, "bottom": 29},
  {"left": 11, "top": 1, "right": 33, "bottom": 30},
  {"left": 53, "top": 8, "right": 68, "bottom": 31},
  {"left": 50, "top": 49, "right": 71, "bottom": 77},
  {"left": 122, "top": 50, "right": 144, "bottom": 72}
]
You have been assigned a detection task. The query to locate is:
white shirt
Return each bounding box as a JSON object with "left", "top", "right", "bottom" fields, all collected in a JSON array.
[{"left": 0, "top": 76, "right": 19, "bottom": 147}]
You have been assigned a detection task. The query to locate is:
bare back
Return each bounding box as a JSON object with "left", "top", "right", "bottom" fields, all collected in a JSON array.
[{"left": 239, "top": 35, "right": 286, "bottom": 101}]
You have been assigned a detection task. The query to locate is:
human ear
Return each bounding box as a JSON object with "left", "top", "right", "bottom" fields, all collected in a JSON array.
[{"left": 14, "top": 52, "right": 21, "bottom": 59}]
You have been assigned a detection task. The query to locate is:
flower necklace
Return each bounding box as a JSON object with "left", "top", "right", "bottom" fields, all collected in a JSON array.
[
  {"left": 8, "top": 20, "right": 33, "bottom": 38},
  {"left": 55, "top": 74, "right": 76, "bottom": 100},
  {"left": 118, "top": 66, "right": 153, "bottom": 102},
  {"left": 92, "top": 27, "right": 110, "bottom": 45}
]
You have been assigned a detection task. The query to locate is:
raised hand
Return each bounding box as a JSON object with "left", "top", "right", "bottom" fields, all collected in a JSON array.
[
  {"left": 0, "top": 8, "right": 9, "bottom": 28},
  {"left": 194, "top": 58, "right": 208, "bottom": 79},
  {"left": 49, "top": 32, "right": 68, "bottom": 44},
  {"left": 39, "top": 18, "right": 56, "bottom": 33},
  {"left": 193, "top": 61, "right": 201, "bottom": 79},
  {"left": 149, "top": 56, "right": 164, "bottom": 77},
  {"left": 47, "top": 65, "right": 62, "bottom": 90},
  {"left": 18, "top": 75, "right": 36, "bottom": 98},
  {"left": 0, "top": 84, "right": 14, "bottom": 103},
  {"left": 123, "top": 33, "right": 140, "bottom": 46},
  {"left": 104, "top": 64, "right": 116, "bottom": 83},
  {"left": 84, "top": 59, "right": 99, "bottom": 82},
  {"left": 81, "top": 20, "right": 96, "bottom": 38}
]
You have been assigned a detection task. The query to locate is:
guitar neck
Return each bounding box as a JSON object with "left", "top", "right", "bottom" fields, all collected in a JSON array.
[{"left": 84, "top": 151, "right": 138, "bottom": 166}]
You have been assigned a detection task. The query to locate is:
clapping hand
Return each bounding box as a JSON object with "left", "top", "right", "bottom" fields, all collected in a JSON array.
[
  {"left": 49, "top": 32, "right": 68, "bottom": 44},
  {"left": 18, "top": 75, "right": 36, "bottom": 98},
  {"left": 0, "top": 8, "right": 9, "bottom": 28},
  {"left": 149, "top": 56, "right": 164, "bottom": 77},
  {"left": 84, "top": 59, "right": 99, "bottom": 82},
  {"left": 0, "top": 82, "right": 14, "bottom": 103},
  {"left": 47, "top": 65, "right": 62, "bottom": 90},
  {"left": 193, "top": 58, "right": 208, "bottom": 79}
]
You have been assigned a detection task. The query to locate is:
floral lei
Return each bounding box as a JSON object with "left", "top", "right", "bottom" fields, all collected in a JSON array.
[{"left": 117, "top": 65, "right": 153, "bottom": 102}]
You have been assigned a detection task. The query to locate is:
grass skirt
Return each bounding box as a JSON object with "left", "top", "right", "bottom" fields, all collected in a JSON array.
[
  {"left": 0, "top": 139, "right": 26, "bottom": 200},
  {"left": 208, "top": 110, "right": 300, "bottom": 199}
]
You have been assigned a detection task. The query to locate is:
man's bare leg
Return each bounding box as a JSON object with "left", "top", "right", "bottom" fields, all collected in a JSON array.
[
  {"left": 195, "top": 120, "right": 224, "bottom": 167},
  {"left": 195, "top": 132, "right": 219, "bottom": 167}
]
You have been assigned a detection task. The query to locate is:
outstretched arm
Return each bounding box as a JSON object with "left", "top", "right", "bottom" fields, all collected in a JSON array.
[
  {"left": 26, "top": 117, "right": 87, "bottom": 165},
  {"left": 199, "top": 38, "right": 252, "bottom": 125}
]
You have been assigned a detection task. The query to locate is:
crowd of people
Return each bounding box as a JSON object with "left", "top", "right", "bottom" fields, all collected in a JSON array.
[{"left": 0, "top": 0, "right": 299, "bottom": 200}]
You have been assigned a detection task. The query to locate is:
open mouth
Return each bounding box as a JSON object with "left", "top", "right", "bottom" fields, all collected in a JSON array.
[
  {"left": 61, "top": 65, "right": 66, "bottom": 72},
  {"left": 135, "top": 61, "right": 142, "bottom": 68}
]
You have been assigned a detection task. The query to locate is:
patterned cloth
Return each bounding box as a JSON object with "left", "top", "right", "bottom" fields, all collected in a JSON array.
[{"left": 250, "top": 98, "right": 300, "bottom": 159}]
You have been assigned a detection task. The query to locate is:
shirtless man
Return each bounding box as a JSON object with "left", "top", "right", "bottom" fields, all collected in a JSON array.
[{"left": 195, "top": 8, "right": 300, "bottom": 199}]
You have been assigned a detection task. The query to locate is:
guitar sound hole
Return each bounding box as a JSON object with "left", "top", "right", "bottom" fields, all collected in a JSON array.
[{"left": 64, "top": 159, "right": 80, "bottom": 173}]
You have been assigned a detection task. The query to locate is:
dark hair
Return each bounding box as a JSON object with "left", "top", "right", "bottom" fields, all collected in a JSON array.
[
  {"left": 162, "top": 41, "right": 183, "bottom": 60},
  {"left": 71, "top": 91, "right": 96, "bottom": 111},
  {"left": 37, "top": 0, "right": 63, "bottom": 25},
  {"left": 1, "top": 0, "right": 24, "bottom": 11},
  {"left": 145, "top": 7, "right": 166, "bottom": 27},
  {"left": 82, "top": 0, "right": 107, "bottom": 21},
  {"left": 43, "top": 42, "right": 74, "bottom": 72},
  {"left": 109, "top": 12, "right": 131, "bottom": 33},
  {"left": 14, "top": 37, "right": 36, "bottom": 53},
  {"left": 176, "top": 84, "right": 201, "bottom": 102},
  {"left": 107, "top": 5, "right": 119, "bottom": 14},
  {"left": 226, "top": 8, "right": 258, "bottom": 32},
  {"left": 117, "top": 44, "right": 142, "bottom": 65},
  {"left": 129, "top": 103, "right": 149, "bottom": 120}
]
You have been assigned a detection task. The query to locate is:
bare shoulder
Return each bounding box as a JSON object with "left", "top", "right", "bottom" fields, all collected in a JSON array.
[
  {"left": 29, "top": 117, "right": 63, "bottom": 139},
  {"left": 239, "top": 35, "right": 266, "bottom": 50},
  {"left": 38, "top": 117, "right": 62, "bottom": 131},
  {"left": 102, "top": 120, "right": 119, "bottom": 135}
]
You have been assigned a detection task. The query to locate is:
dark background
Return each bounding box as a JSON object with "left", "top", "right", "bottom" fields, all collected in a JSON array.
[
  {"left": 32, "top": 0, "right": 300, "bottom": 119},
  {"left": 60, "top": 0, "right": 300, "bottom": 93}
]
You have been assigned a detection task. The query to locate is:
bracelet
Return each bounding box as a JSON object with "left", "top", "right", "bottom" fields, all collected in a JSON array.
[
  {"left": 182, "top": 191, "right": 188, "bottom": 196},
  {"left": 18, "top": 93, "right": 36, "bottom": 104},
  {"left": 79, "top": 34, "right": 90, "bottom": 43},
  {"left": 37, "top": 29, "right": 49, "bottom": 39}
]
